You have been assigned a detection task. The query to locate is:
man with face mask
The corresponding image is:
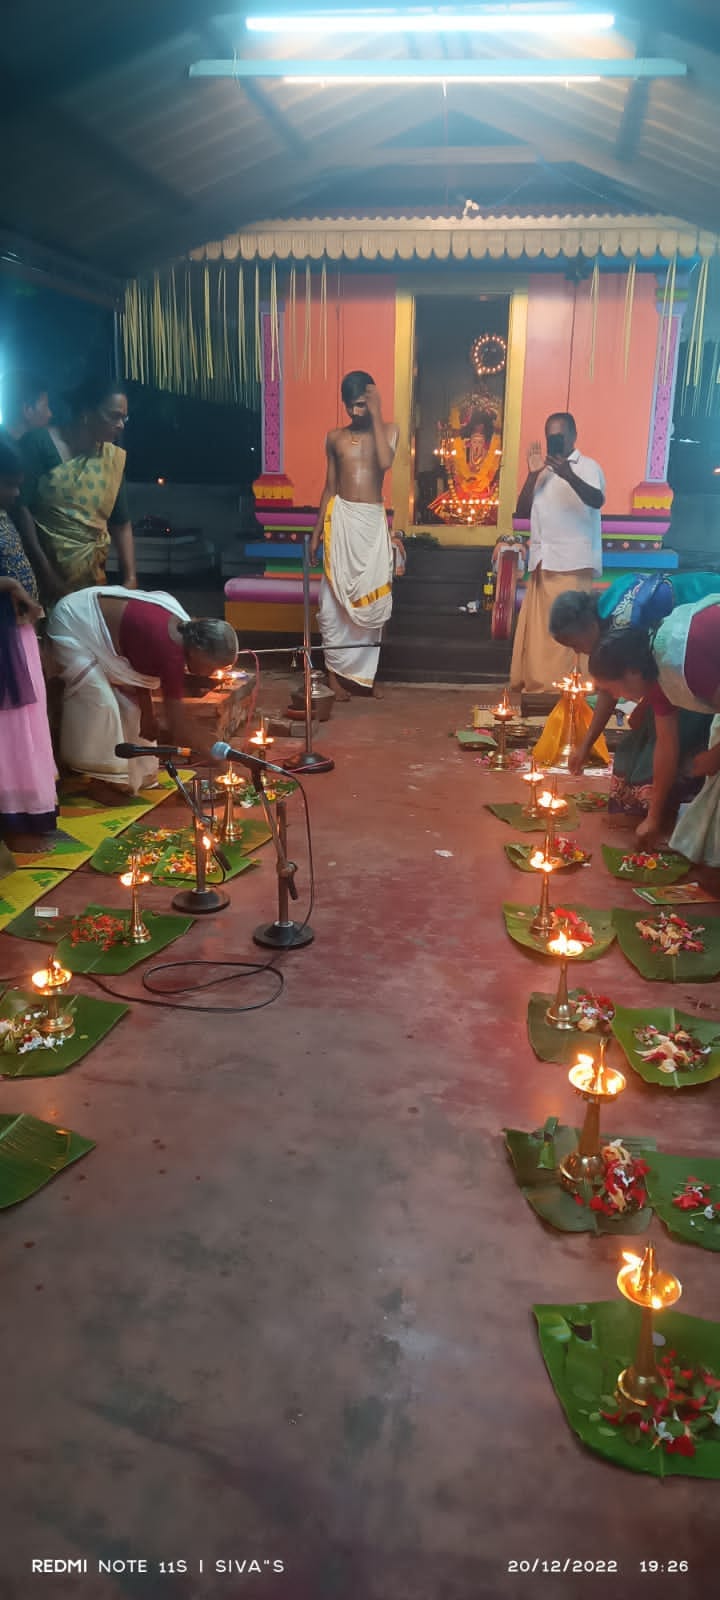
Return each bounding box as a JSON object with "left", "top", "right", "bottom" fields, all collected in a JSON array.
[
  {"left": 310, "top": 370, "right": 399, "bottom": 700},
  {"left": 510, "top": 411, "right": 605, "bottom": 694}
]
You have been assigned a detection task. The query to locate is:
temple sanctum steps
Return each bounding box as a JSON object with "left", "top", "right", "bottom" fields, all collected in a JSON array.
[{"left": 380, "top": 541, "right": 510, "bottom": 684}]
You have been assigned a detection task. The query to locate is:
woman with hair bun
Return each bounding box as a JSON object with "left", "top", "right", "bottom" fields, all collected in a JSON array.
[
  {"left": 588, "top": 599, "right": 720, "bottom": 860},
  {"left": 18, "top": 374, "right": 136, "bottom": 592},
  {"left": 550, "top": 572, "right": 719, "bottom": 820},
  {"left": 47, "top": 585, "right": 237, "bottom": 797}
]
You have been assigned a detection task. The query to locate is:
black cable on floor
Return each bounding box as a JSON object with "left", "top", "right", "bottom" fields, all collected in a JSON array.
[{"left": 1, "top": 769, "right": 315, "bottom": 1017}]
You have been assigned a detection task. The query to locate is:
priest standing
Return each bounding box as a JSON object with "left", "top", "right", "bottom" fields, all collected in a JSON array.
[{"left": 510, "top": 412, "right": 605, "bottom": 693}]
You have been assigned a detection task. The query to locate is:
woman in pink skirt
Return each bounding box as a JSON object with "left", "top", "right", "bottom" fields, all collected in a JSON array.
[{"left": 0, "top": 436, "right": 57, "bottom": 851}]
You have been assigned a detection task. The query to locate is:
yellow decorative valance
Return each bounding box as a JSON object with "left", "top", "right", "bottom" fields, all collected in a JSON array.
[{"left": 189, "top": 213, "right": 719, "bottom": 266}]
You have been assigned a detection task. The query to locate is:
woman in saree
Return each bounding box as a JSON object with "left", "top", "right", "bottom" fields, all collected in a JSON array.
[
  {"left": 550, "top": 572, "right": 718, "bottom": 820},
  {"left": 18, "top": 375, "right": 136, "bottom": 593},
  {"left": 0, "top": 438, "right": 57, "bottom": 850},
  {"left": 588, "top": 602, "right": 720, "bottom": 860}
]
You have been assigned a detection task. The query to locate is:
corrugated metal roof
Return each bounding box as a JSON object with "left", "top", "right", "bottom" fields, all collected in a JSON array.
[{"left": 0, "top": 2, "right": 718, "bottom": 280}]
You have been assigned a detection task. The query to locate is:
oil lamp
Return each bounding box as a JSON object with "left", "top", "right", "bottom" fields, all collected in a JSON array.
[
  {"left": 551, "top": 664, "right": 595, "bottom": 771},
  {"left": 489, "top": 687, "right": 515, "bottom": 771},
  {"left": 249, "top": 716, "right": 274, "bottom": 760},
  {"left": 522, "top": 757, "right": 545, "bottom": 820},
  {"left": 120, "top": 851, "right": 151, "bottom": 944},
  {"left": 559, "top": 1050, "right": 626, "bottom": 1190},
  {"left": 529, "top": 848, "right": 557, "bottom": 938},
  {"left": 615, "top": 1245, "right": 682, "bottom": 1410},
  {"left": 545, "top": 927, "right": 585, "bottom": 1028},
  {"left": 215, "top": 764, "right": 246, "bottom": 844},
  {"left": 537, "top": 779, "right": 568, "bottom": 851},
  {"left": 31, "top": 956, "right": 74, "bottom": 1039}
]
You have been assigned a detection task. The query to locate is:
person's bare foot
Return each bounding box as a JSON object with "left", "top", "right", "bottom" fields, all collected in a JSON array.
[
  {"left": 87, "top": 779, "right": 129, "bottom": 807},
  {"left": 2, "top": 832, "right": 54, "bottom": 854},
  {"left": 371, "top": 683, "right": 384, "bottom": 699},
  {"left": 327, "top": 670, "right": 352, "bottom": 703}
]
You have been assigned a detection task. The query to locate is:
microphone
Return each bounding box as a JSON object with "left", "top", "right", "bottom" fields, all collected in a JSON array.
[
  {"left": 115, "top": 742, "right": 192, "bottom": 760},
  {"left": 210, "top": 740, "right": 277, "bottom": 775}
]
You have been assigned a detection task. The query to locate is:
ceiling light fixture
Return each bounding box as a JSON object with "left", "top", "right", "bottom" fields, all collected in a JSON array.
[
  {"left": 282, "top": 71, "right": 603, "bottom": 83},
  {"left": 246, "top": 9, "right": 617, "bottom": 36},
  {"left": 190, "top": 57, "right": 686, "bottom": 82}
]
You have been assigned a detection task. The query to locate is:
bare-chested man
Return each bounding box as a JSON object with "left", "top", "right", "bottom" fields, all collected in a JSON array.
[{"left": 310, "top": 370, "right": 399, "bottom": 700}]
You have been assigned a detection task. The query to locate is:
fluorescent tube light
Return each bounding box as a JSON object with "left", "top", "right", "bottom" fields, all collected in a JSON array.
[{"left": 247, "top": 10, "right": 616, "bottom": 36}]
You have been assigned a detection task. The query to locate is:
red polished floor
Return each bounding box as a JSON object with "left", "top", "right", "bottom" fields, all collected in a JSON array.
[{"left": 1, "top": 687, "right": 717, "bottom": 1600}]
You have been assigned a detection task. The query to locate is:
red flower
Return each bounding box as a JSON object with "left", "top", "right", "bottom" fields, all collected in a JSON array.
[{"left": 664, "top": 1435, "right": 696, "bottom": 1458}]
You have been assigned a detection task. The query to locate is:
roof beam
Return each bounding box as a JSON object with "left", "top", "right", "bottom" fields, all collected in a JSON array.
[
  {"left": 615, "top": 27, "right": 653, "bottom": 162},
  {"left": 426, "top": 89, "right": 720, "bottom": 231},
  {"left": 201, "top": 19, "right": 309, "bottom": 158}
]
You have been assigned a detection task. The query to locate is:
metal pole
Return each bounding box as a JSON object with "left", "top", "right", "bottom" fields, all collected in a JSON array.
[
  {"left": 283, "top": 535, "right": 334, "bottom": 774},
  {"left": 302, "top": 537, "right": 314, "bottom": 758}
]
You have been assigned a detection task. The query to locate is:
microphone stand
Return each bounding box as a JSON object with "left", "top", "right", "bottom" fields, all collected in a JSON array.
[
  {"left": 252, "top": 774, "right": 313, "bottom": 949},
  {"left": 163, "top": 766, "right": 230, "bottom": 914},
  {"left": 283, "top": 533, "right": 334, "bottom": 776}
]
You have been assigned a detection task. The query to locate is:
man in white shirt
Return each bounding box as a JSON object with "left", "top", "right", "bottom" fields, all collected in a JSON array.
[{"left": 510, "top": 412, "right": 605, "bottom": 693}]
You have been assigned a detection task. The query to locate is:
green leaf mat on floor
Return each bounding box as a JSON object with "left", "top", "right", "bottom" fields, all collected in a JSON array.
[
  {"left": 4, "top": 904, "right": 194, "bottom": 974},
  {"left": 612, "top": 908, "right": 720, "bottom": 982},
  {"left": 505, "top": 1125, "right": 654, "bottom": 1235},
  {"left": 527, "top": 991, "right": 605, "bottom": 1064},
  {"left": 504, "top": 904, "right": 615, "bottom": 962},
  {"left": 504, "top": 842, "right": 590, "bottom": 873},
  {"left": 486, "top": 799, "right": 578, "bottom": 833},
  {"left": 534, "top": 1300, "right": 720, "bottom": 1477},
  {"left": 0, "top": 989, "right": 128, "bottom": 1078},
  {"left": 612, "top": 1003, "right": 720, "bottom": 1089},
  {"left": 0, "top": 1112, "right": 94, "bottom": 1207},
  {"left": 89, "top": 821, "right": 269, "bottom": 883},
  {"left": 645, "top": 1153, "right": 720, "bottom": 1251},
  {"left": 602, "top": 845, "right": 689, "bottom": 885},
  {"left": 0, "top": 869, "right": 72, "bottom": 935}
]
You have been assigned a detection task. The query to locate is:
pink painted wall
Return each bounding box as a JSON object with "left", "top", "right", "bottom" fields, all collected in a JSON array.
[
  {"left": 283, "top": 275, "right": 397, "bottom": 507},
  {"left": 519, "top": 272, "right": 659, "bottom": 511}
]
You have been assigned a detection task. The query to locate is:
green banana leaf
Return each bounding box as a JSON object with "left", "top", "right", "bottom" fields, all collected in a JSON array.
[
  {"left": 0, "top": 1112, "right": 94, "bottom": 1207},
  {"left": 455, "top": 729, "right": 496, "bottom": 749},
  {"left": 612, "top": 1003, "right": 720, "bottom": 1089},
  {"left": 504, "top": 841, "right": 590, "bottom": 873},
  {"left": 0, "top": 988, "right": 128, "bottom": 1078},
  {"left": 602, "top": 845, "right": 689, "bottom": 885},
  {"left": 56, "top": 905, "right": 194, "bottom": 974},
  {"left": 4, "top": 904, "right": 193, "bottom": 973},
  {"left": 505, "top": 1126, "right": 654, "bottom": 1235},
  {"left": 486, "top": 799, "right": 578, "bottom": 833},
  {"left": 612, "top": 908, "right": 720, "bottom": 982},
  {"left": 645, "top": 1153, "right": 720, "bottom": 1252},
  {"left": 535, "top": 1300, "right": 720, "bottom": 1477},
  {"left": 568, "top": 790, "right": 609, "bottom": 812},
  {"left": 90, "top": 820, "right": 269, "bottom": 882},
  {"left": 527, "top": 990, "right": 604, "bottom": 1065},
  {"left": 504, "top": 903, "right": 616, "bottom": 962},
  {"left": 3, "top": 908, "right": 75, "bottom": 945}
]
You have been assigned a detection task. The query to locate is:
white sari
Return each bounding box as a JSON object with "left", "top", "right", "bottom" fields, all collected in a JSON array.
[
  {"left": 319, "top": 496, "right": 393, "bottom": 688},
  {"left": 47, "top": 586, "right": 189, "bottom": 793}
]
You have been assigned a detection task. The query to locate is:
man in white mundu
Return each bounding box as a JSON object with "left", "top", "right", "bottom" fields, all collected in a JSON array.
[{"left": 310, "top": 371, "right": 399, "bottom": 699}]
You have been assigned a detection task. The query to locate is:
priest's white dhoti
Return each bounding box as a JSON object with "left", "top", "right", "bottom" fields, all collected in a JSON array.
[{"left": 319, "top": 496, "right": 393, "bottom": 688}]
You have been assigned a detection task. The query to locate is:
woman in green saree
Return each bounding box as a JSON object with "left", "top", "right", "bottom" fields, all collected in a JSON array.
[{"left": 19, "top": 376, "right": 137, "bottom": 594}]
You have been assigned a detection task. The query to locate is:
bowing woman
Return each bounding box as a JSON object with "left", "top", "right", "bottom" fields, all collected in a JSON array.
[{"left": 588, "top": 600, "right": 720, "bottom": 863}]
